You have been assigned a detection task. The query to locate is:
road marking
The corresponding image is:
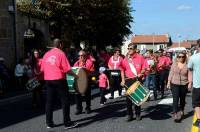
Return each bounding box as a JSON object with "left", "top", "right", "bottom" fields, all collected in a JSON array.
[
  {"left": 191, "top": 113, "right": 199, "bottom": 132},
  {"left": 158, "top": 98, "right": 173, "bottom": 104},
  {"left": 105, "top": 89, "right": 126, "bottom": 99}
]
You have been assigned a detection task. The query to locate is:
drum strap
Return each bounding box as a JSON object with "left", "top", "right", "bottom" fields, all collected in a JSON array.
[{"left": 128, "top": 57, "right": 138, "bottom": 76}]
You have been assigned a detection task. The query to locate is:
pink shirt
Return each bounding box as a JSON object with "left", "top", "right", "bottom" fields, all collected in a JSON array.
[
  {"left": 41, "top": 48, "right": 71, "bottom": 80},
  {"left": 108, "top": 56, "right": 123, "bottom": 70},
  {"left": 121, "top": 53, "right": 147, "bottom": 78},
  {"left": 32, "top": 58, "right": 44, "bottom": 80},
  {"left": 98, "top": 73, "right": 108, "bottom": 88},
  {"left": 74, "top": 59, "right": 94, "bottom": 72},
  {"left": 100, "top": 53, "right": 110, "bottom": 65},
  {"left": 157, "top": 56, "right": 171, "bottom": 71}
]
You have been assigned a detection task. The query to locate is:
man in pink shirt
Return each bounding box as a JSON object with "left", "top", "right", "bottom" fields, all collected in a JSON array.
[
  {"left": 73, "top": 50, "right": 95, "bottom": 115},
  {"left": 121, "top": 43, "right": 147, "bottom": 122},
  {"left": 41, "top": 39, "right": 78, "bottom": 129},
  {"left": 157, "top": 49, "right": 171, "bottom": 98},
  {"left": 108, "top": 47, "right": 123, "bottom": 99}
]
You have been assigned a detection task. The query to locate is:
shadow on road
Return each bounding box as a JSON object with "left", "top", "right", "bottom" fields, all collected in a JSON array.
[
  {"left": 143, "top": 104, "right": 173, "bottom": 120},
  {"left": 0, "top": 89, "right": 100, "bottom": 129},
  {"left": 74, "top": 99, "right": 127, "bottom": 127}
]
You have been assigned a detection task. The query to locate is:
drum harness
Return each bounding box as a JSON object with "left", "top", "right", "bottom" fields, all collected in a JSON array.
[{"left": 123, "top": 57, "right": 139, "bottom": 89}]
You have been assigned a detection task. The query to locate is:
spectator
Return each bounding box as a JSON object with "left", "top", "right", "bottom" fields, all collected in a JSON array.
[
  {"left": 188, "top": 43, "right": 200, "bottom": 128},
  {"left": 167, "top": 52, "right": 189, "bottom": 122}
]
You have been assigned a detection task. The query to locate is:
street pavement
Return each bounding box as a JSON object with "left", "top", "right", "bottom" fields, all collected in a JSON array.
[{"left": 0, "top": 89, "right": 194, "bottom": 132}]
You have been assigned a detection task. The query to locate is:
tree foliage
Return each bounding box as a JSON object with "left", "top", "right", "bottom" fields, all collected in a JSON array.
[{"left": 17, "top": 0, "right": 133, "bottom": 48}]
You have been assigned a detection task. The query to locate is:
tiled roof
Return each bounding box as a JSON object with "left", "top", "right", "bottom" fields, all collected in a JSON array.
[
  {"left": 170, "top": 40, "right": 198, "bottom": 48},
  {"left": 131, "top": 34, "right": 170, "bottom": 44}
]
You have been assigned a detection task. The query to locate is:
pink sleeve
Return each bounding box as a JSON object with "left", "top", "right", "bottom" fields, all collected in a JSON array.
[
  {"left": 108, "top": 57, "right": 112, "bottom": 68},
  {"left": 73, "top": 61, "right": 79, "bottom": 67},
  {"left": 40, "top": 58, "right": 44, "bottom": 72},
  {"left": 167, "top": 57, "right": 172, "bottom": 65},
  {"left": 142, "top": 57, "right": 148, "bottom": 70},
  {"left": 121, "top": 59, "right": 126, "bottom": 72},
  {"left": 61, "top": 53, "right": 71, "bottom": 73},
  {"left": 86, "top": 60, "right": 94, "bottom": 71}
]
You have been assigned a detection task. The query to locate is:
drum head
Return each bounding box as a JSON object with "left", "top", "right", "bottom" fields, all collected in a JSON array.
[{"left": 76, "top": 68, "right": 88, "bottom": 94}]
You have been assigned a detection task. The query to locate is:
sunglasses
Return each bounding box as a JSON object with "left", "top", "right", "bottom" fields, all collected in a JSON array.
[
  {"left": 177, "top": 56, "right": 185, "bottom": 58},
  {"left": 127, "top": 48, "right": 134, "bottom": 50},
  {"left": 79, "top": 55, "right": 85, "bottom": 57}
]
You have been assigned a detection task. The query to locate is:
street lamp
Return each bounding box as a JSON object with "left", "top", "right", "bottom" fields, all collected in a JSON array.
[{"left": 24, "top": 16, "right": 35, "bottom": 38}]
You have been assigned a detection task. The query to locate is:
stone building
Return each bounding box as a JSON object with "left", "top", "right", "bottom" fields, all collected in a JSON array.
[{"left": 0, "top": 0, "right": 50, "bottom": 69}]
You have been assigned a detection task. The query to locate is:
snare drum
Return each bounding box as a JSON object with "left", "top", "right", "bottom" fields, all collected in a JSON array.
[
  {"left": 26, "top": 77, "right": 40, "bottom": 91},
  {"left": 125, "top": 80, "right": 150, "bottom": 106},
  {"left": 66, "top": 67, "right": 88, "bottom": 94}
]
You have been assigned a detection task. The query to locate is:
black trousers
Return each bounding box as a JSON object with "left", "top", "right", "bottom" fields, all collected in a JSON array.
[
  {"left": 32, "top": 80, "right": 44, "bottom": 107},
  {"left": 75, "top": 85, "right": 91, "bottom": 111},
  {"left": 171, "top": 83, "right": 187, "bottom": 113},
  {"left": 100, "top": 88, "right": 106, "bottom": 104},
  {"left": 45, "top": 80, "right": 71, "bottom": 126},
  {"left": 125, "top": 78, "right": 141, "bottom": 116},
  {"left": 110, "top": 76, "right": 122, "bottom": 97},
  {"left": 159, "top": 70, "right": 168, "bottom": 96}
]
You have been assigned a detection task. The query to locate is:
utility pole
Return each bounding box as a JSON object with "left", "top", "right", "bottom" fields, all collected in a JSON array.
[
  {"left": 178, "top": 35, "right": 181, "bottom": 47},
  {"left": 152, "top": 33, "right": 155, "bottom": 52}
]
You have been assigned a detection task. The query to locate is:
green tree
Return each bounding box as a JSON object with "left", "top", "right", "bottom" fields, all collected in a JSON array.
[{"left": 17, "top": 0, "right": 133, "bottom": 48}]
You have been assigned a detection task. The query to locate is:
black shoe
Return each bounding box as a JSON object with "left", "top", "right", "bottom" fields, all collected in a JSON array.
[
  {"left": 127, "top": 115, "right": 134, "bottom": 122},
  {"left": 136, "top": 115, "right": 141, "bottom": 121},
  {"left": 85, "top": 108, "right": 91, "bottom": 114},
  {"left": 75, "top": 110, "right": 82, "bottom": 115},
  {"left": 193, "top": 119, "right": 200, "bottom": 128},
  {"left": 64, "top": 122, "right": 78, "bottom": 129},
  {"left": 46, "top": 124, "right": 54, "bottom": 129},
  {"left": 109, "top": 96, "right": 114, "bottom": 99}
]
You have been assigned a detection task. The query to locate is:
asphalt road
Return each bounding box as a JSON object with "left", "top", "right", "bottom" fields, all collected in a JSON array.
[{"left": 0, "top": 89, "right": 194, "bottom": 132}]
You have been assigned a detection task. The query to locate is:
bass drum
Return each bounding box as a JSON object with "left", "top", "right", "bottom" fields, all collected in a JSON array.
[{"left": 66, "top": 67, "right": 88, "bottom": 95}]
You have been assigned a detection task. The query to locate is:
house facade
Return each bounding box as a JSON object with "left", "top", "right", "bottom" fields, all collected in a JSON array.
[
  {"left": 131, "top": 34, "right": 172, "bottom": 51},
  {"left": 170, "top": 40, "right": 198, "bottom": 49}
]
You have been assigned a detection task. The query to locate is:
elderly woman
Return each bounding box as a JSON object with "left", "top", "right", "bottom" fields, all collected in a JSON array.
[{"left": 167, "top": 52, "right": 190, "bottom": 122}]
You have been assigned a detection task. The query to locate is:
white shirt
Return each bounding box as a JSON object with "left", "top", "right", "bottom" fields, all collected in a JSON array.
[{"left": 15, "top": 64, "right": 25, "bottom": 77}]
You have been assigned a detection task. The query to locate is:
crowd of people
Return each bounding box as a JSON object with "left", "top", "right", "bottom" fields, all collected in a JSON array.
[{"left": 0, "top": 38, "right": 200, "bottom": 129}]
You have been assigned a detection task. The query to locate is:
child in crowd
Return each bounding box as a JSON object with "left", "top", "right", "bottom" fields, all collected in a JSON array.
[{"left": 98, "top": 67, "right": 109, "bottom": 105}]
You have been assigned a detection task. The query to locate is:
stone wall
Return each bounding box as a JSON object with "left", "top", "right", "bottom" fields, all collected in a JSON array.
[
  {"left": 0, "top": 0, "right": 50, "bottom": 69},
  {"left": 0, "top": 0, "right": 15, "bottom": 68},
  {"left": 16, "top": 13, "right": 50, "bottom": 59}
]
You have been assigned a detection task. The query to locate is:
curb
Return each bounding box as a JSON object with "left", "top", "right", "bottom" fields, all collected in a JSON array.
[{"left": 0, "top": 93, "right": 32, "bottom": 106}]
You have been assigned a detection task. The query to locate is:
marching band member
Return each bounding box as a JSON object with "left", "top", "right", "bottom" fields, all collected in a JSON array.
[
  {"left": 144, "top": 49, "right": 158, "bottom": 100},
  {"left": 108, "top": 47, "right": 123, "bottom": 99},
  {"left": 41, "top": 39, "right": 78, "bottom": 129},
  {"left": 74, "top": 50, "right": 95, "bottom": 115},
  {"left": 157, "top": 49, "right": 171, "bottom": 99},
  {"left": 121, "top": 43, "right": 147, "bottom": 121}
]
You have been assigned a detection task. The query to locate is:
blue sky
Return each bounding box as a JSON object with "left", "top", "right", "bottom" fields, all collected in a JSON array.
[{"left": 130, "top": 0, "right": 200, "bottom": 41}]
